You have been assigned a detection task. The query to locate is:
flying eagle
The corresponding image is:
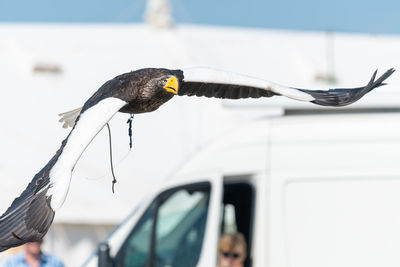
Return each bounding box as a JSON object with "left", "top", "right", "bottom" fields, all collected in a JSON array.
[{"left": 0, "top": 67, "right": 394, "bottom": 252}]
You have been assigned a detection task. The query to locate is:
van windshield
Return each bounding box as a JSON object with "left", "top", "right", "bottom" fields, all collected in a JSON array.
[
  {"left": 155, "top": 188, "right": 209, "bottom": 266},
  {"left": 115, "top": 183, "right": 210, "bottom": 267}
]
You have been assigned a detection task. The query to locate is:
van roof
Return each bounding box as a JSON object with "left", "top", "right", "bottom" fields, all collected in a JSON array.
[{"left": 174, "top": 112, "right": 400, "bottom": 180}]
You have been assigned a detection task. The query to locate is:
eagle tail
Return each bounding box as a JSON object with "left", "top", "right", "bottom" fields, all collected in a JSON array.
[
  {"left": 298, "top": 68, "right": 395, "bottom": 107},
  {"left": 58, "top": 107, "right": 82, "bottom": 128}
]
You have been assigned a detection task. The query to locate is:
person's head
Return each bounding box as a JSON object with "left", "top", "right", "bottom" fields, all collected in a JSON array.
[
  {"left": 25, "top": 239, "right": 43, "bottom": 256},
  {"left": 217, "top": 232, "right": 247, "bottom": 267}
]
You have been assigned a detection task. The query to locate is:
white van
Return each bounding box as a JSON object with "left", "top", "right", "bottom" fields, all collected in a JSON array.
[{"left": 85, "top": 112, "right": 400, "bottom": 267}]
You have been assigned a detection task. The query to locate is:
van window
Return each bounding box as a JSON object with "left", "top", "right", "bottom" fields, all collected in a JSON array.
[
  {"left": 118, "top": 202, "right": 156, "bottom": 267},
  {"left": 115, "top": 183, "right": 211, "bottom": 267},
  {"left": 220, "top": 181, "right": 255, "bottom": 267}
]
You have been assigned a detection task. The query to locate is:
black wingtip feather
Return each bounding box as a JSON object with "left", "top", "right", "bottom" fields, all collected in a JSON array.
[
  {"left": 369, "top": 68, "right": 395, "bottom": 90},
  {"left": 299, "top": 68, "right": 395, "bottom": 107},
  {"left": 0, "top": 185, "right": 55, "bottom": 253}
]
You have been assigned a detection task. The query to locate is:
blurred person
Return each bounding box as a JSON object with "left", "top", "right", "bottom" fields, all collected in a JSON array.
[
  {"left": 2, "top": 239, "right": 64, "bottom": 267},
  {"left": 0, "top": 246, "right": 24, "bottom": 266},
  {"left": 217, "top": 232, "right": 247, "bottom": 267}
]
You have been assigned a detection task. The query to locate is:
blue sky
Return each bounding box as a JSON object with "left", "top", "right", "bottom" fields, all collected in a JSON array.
[{"left": 0, "top": 0, "right": 399, "bottom": 34}]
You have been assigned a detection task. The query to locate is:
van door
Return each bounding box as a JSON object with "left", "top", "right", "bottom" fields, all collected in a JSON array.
[{"left": 113, "top": 176, "right": 223, "bottom": 267}]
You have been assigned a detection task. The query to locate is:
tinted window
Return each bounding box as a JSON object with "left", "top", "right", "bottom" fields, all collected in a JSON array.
[
  {"left": 155, "top": 188, "right": 209, "bottom": 267},
  {"left": 118, "top": 202, "right": 156, "bottom": 267},
  {"left": 220, "top": 182, "right": 255, "bottom": 267},
  {"left": 116, "top": 183, "right": 210, "bottom": 267}
]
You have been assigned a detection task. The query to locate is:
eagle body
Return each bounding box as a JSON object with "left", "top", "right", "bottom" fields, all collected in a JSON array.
[
  {"left": 82, "top": 68, "right": 183, "bottom": 115},
  {"left": 0, "top": 67, "right": 394, "bottom": 252}
]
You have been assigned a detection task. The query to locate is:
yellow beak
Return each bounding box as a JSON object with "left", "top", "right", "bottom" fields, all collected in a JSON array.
[{"left": 164, "top": 76, "right": 179, "bottom": 94}]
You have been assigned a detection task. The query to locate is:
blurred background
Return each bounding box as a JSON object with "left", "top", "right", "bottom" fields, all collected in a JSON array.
[{"left": 0, "top": 0, "right": 399, "bottom": 266}]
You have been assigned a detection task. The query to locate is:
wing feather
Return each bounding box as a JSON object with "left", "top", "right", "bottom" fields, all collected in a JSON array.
[
  {"left": 0, "top": 168, "right": 55, "bottom": 252},
  {"left": 180, "top": 67, "right": 395, "bottom": 106},
  {"left": 2, "top": 96, "right": 127, "bottom": 252},
  {"left": 298, "top": 68, "right": 395, "bottom": 106}
]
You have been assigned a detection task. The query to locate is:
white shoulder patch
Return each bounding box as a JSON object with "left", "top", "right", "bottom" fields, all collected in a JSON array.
[{"left": 47, "top": 97, "right": 127, "bottom": 210}]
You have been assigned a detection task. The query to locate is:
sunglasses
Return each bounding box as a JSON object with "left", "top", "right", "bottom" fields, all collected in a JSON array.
[{"left": 220, "top": 251, "right": 241, "bottom": 259}]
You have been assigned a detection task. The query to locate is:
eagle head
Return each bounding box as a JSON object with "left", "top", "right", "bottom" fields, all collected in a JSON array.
[
  {"left": 156, "top": 74, "right": 179, "bottom": 95},
  {"left": 139, "top": 69, "right": 182, "bottom": 101},
  {"left": 116, "top": 68, "right": 183, "bottom": 114}
]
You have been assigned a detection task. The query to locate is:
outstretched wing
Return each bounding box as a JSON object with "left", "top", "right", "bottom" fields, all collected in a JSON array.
[
  {"left": 1, "top": 96, "right": 128, "bottom": 251},
  {"left": 179, "top": 67, "right": 395, "bottom": 106}
]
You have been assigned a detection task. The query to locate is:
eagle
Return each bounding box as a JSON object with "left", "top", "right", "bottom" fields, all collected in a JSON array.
[{"left": 0, "top": 67, "right": 394, "bottom": 252}]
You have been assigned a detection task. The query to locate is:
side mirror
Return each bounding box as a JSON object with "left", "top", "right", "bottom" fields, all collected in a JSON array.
[{"left": 98, "top": 242, "right": 113, "bottom": 267}]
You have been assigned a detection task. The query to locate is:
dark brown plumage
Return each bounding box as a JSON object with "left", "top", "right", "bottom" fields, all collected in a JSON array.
[
  {"left": 82, "top": 68, "right": 184, "bottom": 114},
  {"left": 178, "top": 81, "right": 275, "bottom": 99}
]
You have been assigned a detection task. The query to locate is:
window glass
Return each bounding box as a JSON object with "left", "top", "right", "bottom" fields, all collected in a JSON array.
[
  {"left": 116, "top": 183, "right": 210, "bottom": 267},
  {"left": 117, "top": 202, "right": 156, "bottom": 267},
  {"left": 219, "top": 181, "right": 254, "bottom": 267},
  {"left": 154, "top": 187, "right": 210, "bottom": 267}
]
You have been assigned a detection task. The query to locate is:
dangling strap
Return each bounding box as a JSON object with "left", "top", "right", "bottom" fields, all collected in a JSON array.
[
  {"left": 127, "top": 114, "right": 134, "bottom": 149},
  {"left": 106, "top": 123, "right": 117, "bottom": 193}
]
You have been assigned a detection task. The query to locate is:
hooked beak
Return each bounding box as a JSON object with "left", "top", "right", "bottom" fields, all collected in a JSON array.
[{"left": 164, "top": 76, "right": 179, "bottom": 94}]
